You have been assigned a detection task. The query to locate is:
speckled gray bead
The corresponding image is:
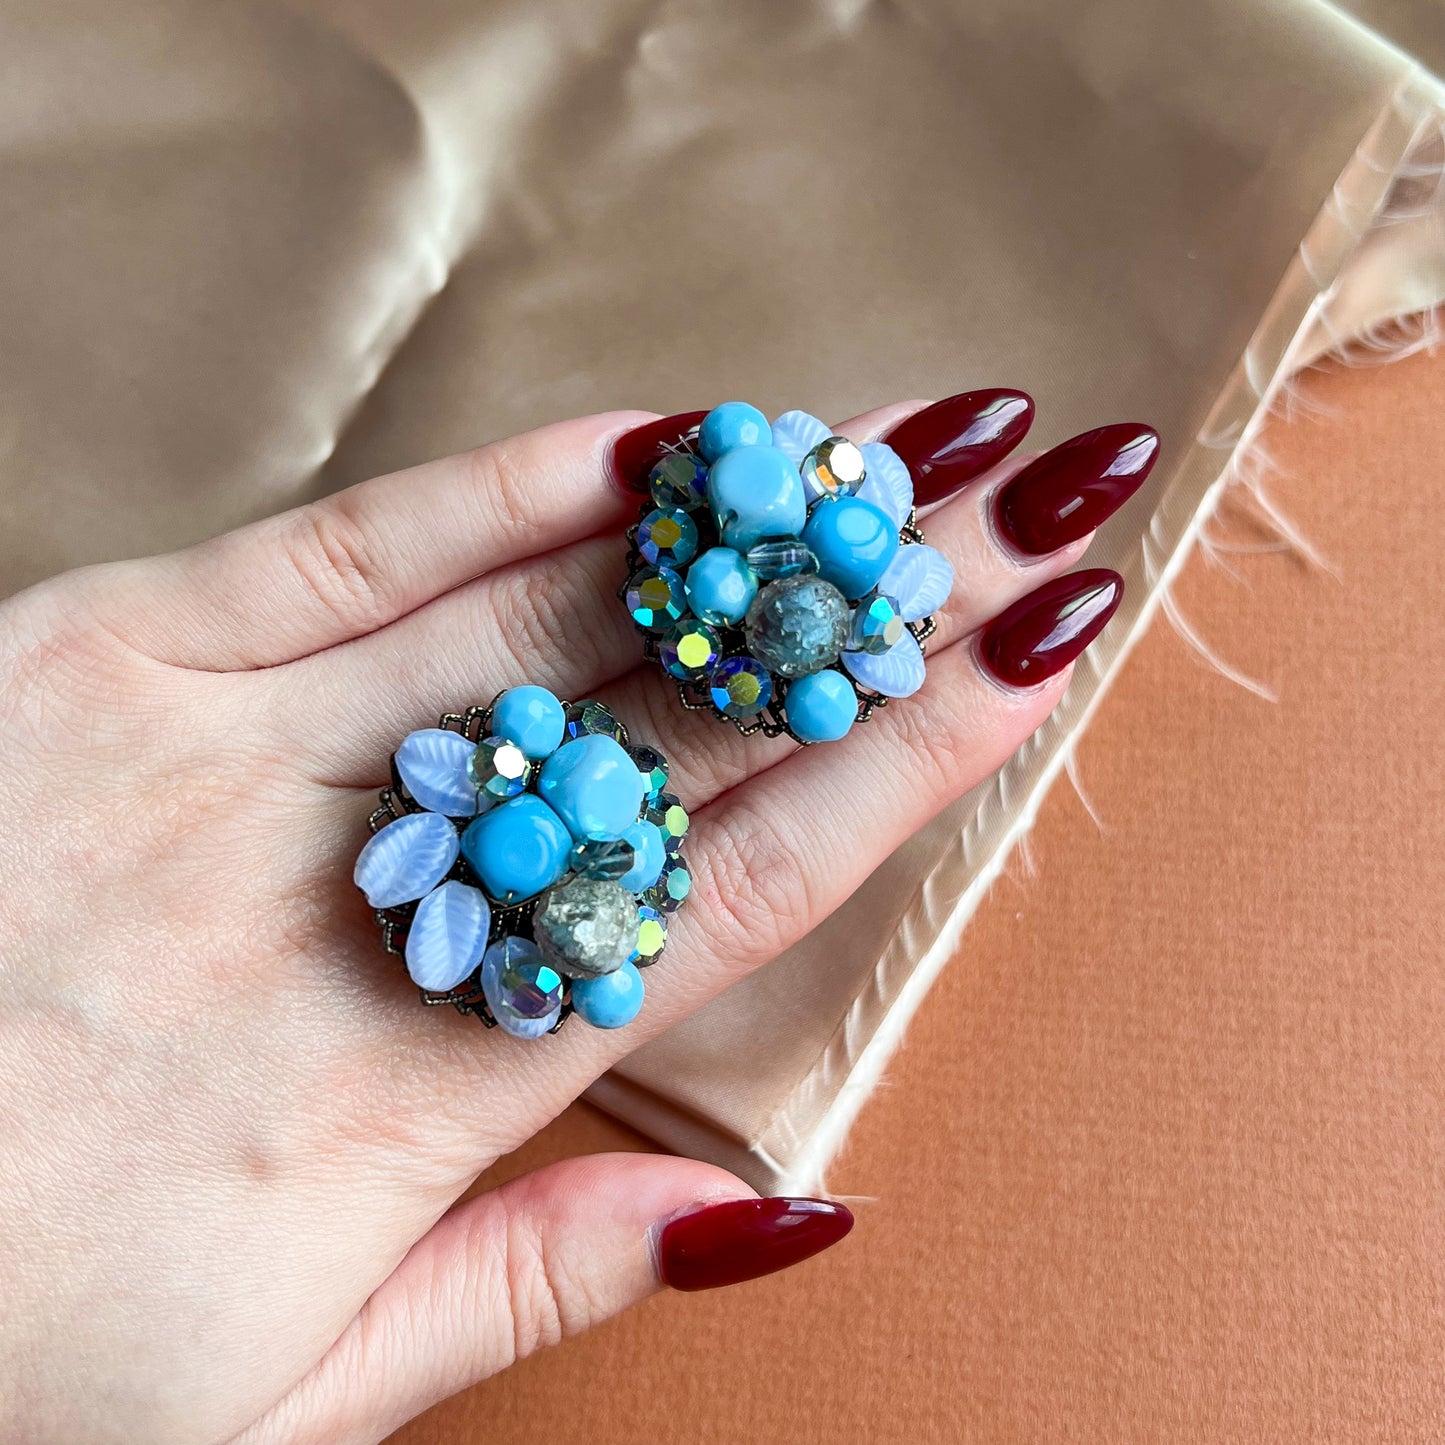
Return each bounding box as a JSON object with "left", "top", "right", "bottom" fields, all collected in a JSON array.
[
  {"left": 743, "top": 574, "right": 851, "bottom": 679},
  {"left": 532, "top": 875, "right": 639, "bottom": 979}
]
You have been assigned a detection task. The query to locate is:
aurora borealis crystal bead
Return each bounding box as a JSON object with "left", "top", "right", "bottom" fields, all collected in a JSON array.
[
  {"left": 570, "top": 837, "right": 636, "bottom": 882},
  {"left": 659, "top": 618, "right": 723, "bottom": 680},
  {"left": 631, "top": 904, "right": 667, "bottom": 965},
  {"left": 743, "top": 574, "right": 850, "bottom": 679},
  {"left": 637, "top": 507, "right": 700, "bottom": 569},
  {"left": 533, "top": 875, "right": 638, "bottom": 979},
  {"left": 746, "top": 539, "right": 818, "bottom": 581},
  {"left": 626, "top": 567, "right": 688, "bottom": 631},
  {"left": 648, "top": 452, "right": 709, "bottom": 511},
  {"left": 630, "top": 744, "right": 669, "bottom": 800},
  {"left": 481, "top": 936, "right": 563, "bottom": 1039},
  {"left": 644, "top": 792, "right": 689, "bottom": 853},
  {"left": 709, "top": 655, "right": 773, "bottom": 719},
  {"left": 644, "top": 856, "right": 693, "bottom": 914},
  {"left": 799, "top": 436, "right": 867, "bottom": 502},
  {"left": 848, "top": 591, "right": 906, "bottom": 655},
  {"left": 563, "top": 699, "right": 627, "bottom": 744},
  {"left": 467, "top": 736, "right": 533, "bottom": 806}
]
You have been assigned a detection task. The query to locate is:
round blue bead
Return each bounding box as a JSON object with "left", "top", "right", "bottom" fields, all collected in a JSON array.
[
  {"left": 490, "top": 685, "right": 566, "bottom": 760},
  {"left": 537, "top": 733, "right": 646, "bottom": 842},
  {"left": 801, "top": 496, "right": 899, "bottom": 600},
  {"left": 786, "top": 669, "right": 858, "bottom": 743},
  {"left": 685, "top": 547, "right": 758, "bottom": 626},
  {"left": 571, "top": 961, "right": 646, "bottom": 1029},
  {"left": 618, "top": 820, "right": 666, "bottom": 892},
  {"left": 698, "top": 401, "right": 770, "bottom": 462},
  {"left": 707, "top": 445, "right": 808, "bottom": 552},
  {"left": 460, "top": 794, "right": 572, "bottom": 901}
]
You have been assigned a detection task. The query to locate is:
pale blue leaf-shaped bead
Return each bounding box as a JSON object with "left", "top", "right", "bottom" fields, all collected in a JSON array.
[
  {"left": 878, "top": 544, "right": 954, "bottom": 622},
  {"left": 354, "top": 810, "right": 459, "bottom": 909},
  {"left": 857, "top": 442, "right": 913, "bottom": 529},
  {"left": 770, "top": 410, "right": 831, "bottom": 466},
  {"left": 394, "top": 729, "right": 479, "bottom": 817},
  {"left": 842, "top": 628, "right": 927, "bottom": 698},
  {"left": 405, "top": 879, "right": 491, "bottom": 992}
]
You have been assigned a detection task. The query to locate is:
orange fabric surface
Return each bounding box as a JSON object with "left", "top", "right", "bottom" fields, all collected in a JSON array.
[{"left": 391, "top": 341, "right": 1445, "bottom": 1443}]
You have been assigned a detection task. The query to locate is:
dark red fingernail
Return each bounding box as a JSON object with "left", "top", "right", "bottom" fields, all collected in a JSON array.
[
  {"left": 994, "top": 422, "right": 1159, "bottom": 556},
  {"left": 883, "top": 388, "right": 1034, "bottom": 506},
  {"left": 978, "top": 569, "right": 1124, "bottom": 687},
  {"left": 610, "top": 411, "right": 710, "bottom": 495},
  {"left": 658, "top": 1196, "right": 854, "bottom": 1292}
]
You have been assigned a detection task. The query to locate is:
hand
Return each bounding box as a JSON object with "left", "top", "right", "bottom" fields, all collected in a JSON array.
[{"left": 0, "top": 396, "right": 1142, "bottom": 1444}]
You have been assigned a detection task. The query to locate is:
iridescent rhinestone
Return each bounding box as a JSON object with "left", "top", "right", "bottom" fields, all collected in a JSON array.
[
  {"left": 659, "top": 618, "right": 723, "bottom": 681},
  {"left": 743, "top": 574, "right": 850, "bottom": 679},
  {"left": 481, "top": 936, "right": 564, "bottom": 1039},
  {"left": 800, "top": 436, "right": 867, "bottom": 501},
  {"left": 570, "top": 837, "right": 636, "bottom": 882},
  {"left": 637, "top": 507, "right": 700, "bottom": 569},
  {"left": 466, "top": 736, "right": 533, "bottom": 806},
  {"left": 648, "top": 452, "right": 709, "bottom": 511},
  {"left": 848, "top": 591, "right": 906, "bottom": 655},
  {"left": 709, "top": 655, "right": 773, "bottom": 719},
  {"left": 630, "top": 744, "right": 669, "bottom": 801},
  {"left": 746, "top": 539, "right": 818, "bottom": 580},
  {"left": 533, "top": 875, "right": 638, "bottom": 979},
  {"left": 645, "top": 792, "right": 690, "bottom": 853},
  {"left": 630, "top": 905, "right": 667, "bottom": 966},
  {"left": 563, "top": 699, "right": 627, "bottom": 744},
  {"left": 626, "top": 567, "right": 687, "bottom": 631},
  {"left": 644, "top": 856, "right": 693, "bottom": 914}
]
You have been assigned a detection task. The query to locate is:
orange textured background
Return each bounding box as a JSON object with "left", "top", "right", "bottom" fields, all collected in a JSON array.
[{"left": 393, "top": 340, "right": 1445, "bottom": 1444}]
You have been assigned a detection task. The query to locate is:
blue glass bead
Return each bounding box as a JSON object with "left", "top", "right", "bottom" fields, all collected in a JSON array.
[
  {"left": 637, "top": 507, "right": 700, "bottom": 569},
  {"left": 644, "top": 855, "right": 692, "bottom": 913},
  {"left": 631, "top": 905, "right": 667, "bottom": 965},
  {"left": 626, "top": 566, "right": 687, "bottom": 631},
  {"left": 405, "top": 880, "right": 491, "bottom": 992},
  {"left": 698, "top": 401, "right": 770, "bottom": 462},
  {"left": 630, "top": 744, "right": 669, "bottom": 800},
  {"left": 537, "top": 733, "right": 646, "bottom": 842},
  {"left": 800, "top": 496, "right": 899, "bottom": 600},
  {"left": 570, "top": 837, "right": 636, "bottom": 882},
  {"left": 570, "top": 961, "right": 646, "bottom": 1029},
  {"left": 707, "top": 445, "right": 807, "bottom": 552},
  {"left": 659, "top": 617, "right": 723, "bottom": 680},
  {"left": 354, "top": 810, "right": 460, "bottom": 909},
  {"left": 685, "top": 547, "right": 757, "bottom": 626},
  {"left": 490, "top": 685, "right": 566, "bottom": 759},
  {"left": 393, "top": 728, "right": 480, "bottom": 817},
  {"left": 460, "top": 794, "right": 572, "bottom": 902},
  {"left": 785, "top": 669, "right": 859, "bottom": 743},
  {"left": 481, "top": 936, "right": 563, "bottom": 1039},
  {"left": 563, "top": 699, "right": 626, "bottom": 743},
  {"left": 648, "top": 452, "right": 709, "bottom": 511},
  {"left": 709, "top": 655, "right": 772, "bottom": 719},
  {"left": 746, "top": 539, "right": 818, "bottom": 580},
  {"left": 848, "top": 591, "right": 906, "bottom": 654},
  {"left": 743, "top": 574, "right": 850, "bottom": 679},
  {"left": 618, "top": 819, "right": 666, "bottom": 892}
]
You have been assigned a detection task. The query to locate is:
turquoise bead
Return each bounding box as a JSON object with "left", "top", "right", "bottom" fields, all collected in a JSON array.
[
  {"left": 801, "top": 496, "right": 899, "bottom": 599},
  {"left": 707, "top": 445, "right": 807, "bottom": 552},
  {"left": 685, "top": 547, "right": 758, "bottom": 626},
  {"left": 571, "top": 961, "right": 646, "bottom": 1029},
  {"left": 537, "top": 733, "right": 646, "bottom": 842},
  {"left": 618, "top": 820, "right": 666, "bottom": 892},
  {"left": 698, "top": 401, "right": 769, "bottom": 462},
  {"left": 786, "top": 669, "right": 858, "bottom": 743},
  {"left": 490, "top": 685, "right": 565, "bottom": 759},
  {"left": 460, "top": 794, "right": 572, "bottom": 901}
]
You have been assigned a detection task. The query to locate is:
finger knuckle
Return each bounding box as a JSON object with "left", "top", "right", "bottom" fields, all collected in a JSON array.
[
  {"left": 463, "top": 439, "right": 534, "bottom": 543},
  {"left": 488, "top": 554, "right": 613, "bottom": 684},
  {"left": 500, "top": 1208, "right": 600, "bottom": 1364},
  {"left": 700, "top": 804, "right": 815, "bottom": 968},
  {"left": 281, "top": 498, "right": 397, "bottom": 636}
]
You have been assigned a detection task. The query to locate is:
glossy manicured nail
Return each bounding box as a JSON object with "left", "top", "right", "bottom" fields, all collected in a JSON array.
[
  {"left": 994, "top": 422, "right": 1159, "bottom": 556},
  {"left": 884, "top": 388, "right": 1035, "bottom": 506},
  {"left": 611, "top": 410, "right": 710, "bottom": 494},
  {"left": 978, "top": 569, "right": 1124, "bottom": 687},
  {"left": 658, "top": 1196, "right": 854, "bottom": 1292}
]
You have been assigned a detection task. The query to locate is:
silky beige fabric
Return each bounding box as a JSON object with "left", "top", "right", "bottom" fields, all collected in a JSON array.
[{"left": 1, "top": 1, "right": 1441, "bottom": 1191}]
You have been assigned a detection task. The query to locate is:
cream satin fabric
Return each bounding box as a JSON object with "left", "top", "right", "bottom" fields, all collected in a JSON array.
[{"left": 2, "top": 1, "right": 1440, "bottom": 1192}]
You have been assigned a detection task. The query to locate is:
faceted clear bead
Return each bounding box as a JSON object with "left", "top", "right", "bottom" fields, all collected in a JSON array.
[
  {"left": 563, "top": 699, "right": 627, "bottom": 744},
  {"left": 630, "top": 745, "right": 670, "bottom": 801},
  {"left": 709, "top": 655, "right": 773, "bottom": 719},
  {"left": 630, "top": 905, "right": 667, "bottom": 966},
  {"left": 644, "top": 856, "right": 693, "bottom": 914},
  {"left": 659, "top": 618, "right": 723, "bottom": 680},
  {"left": 848, "top": 591, "right": 907, "bottom": 655},
  {"left": 648, "top": 452, "right": 709, "bottom": 511},
  {"left": 800, "top": 436, "right": 867, "bottom": 502},
  {"left": 481, "top": 936, "right": 564, "bottom": 1038},
  {"left": 626, "top": 567, "right": 687, "bottom": 631},
  {"left": 570, "top": 838, "right": 636, "bottom": 882},
  {"left": 746, "top": 539, "right": 818, "bottom": 580},
  {"left": 467, "top": 736, "right": 533, "bottom": 807},
  {"left": 645, "top": 792, "right": 690, "bottom": 853},
  {"left": 743, "top": 574, "right": 850, "bottom": 679},
  {"left": 532, "top": 875, "right": 639, "bottom": 979},
  {"left": 637, "top": 507, "right": 700, "bottom": 569}
]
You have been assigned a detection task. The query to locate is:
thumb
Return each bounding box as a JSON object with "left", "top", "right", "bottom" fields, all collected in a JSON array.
[{"left": 239, "top": 1153, "right": 852, "bottom": 1445}]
